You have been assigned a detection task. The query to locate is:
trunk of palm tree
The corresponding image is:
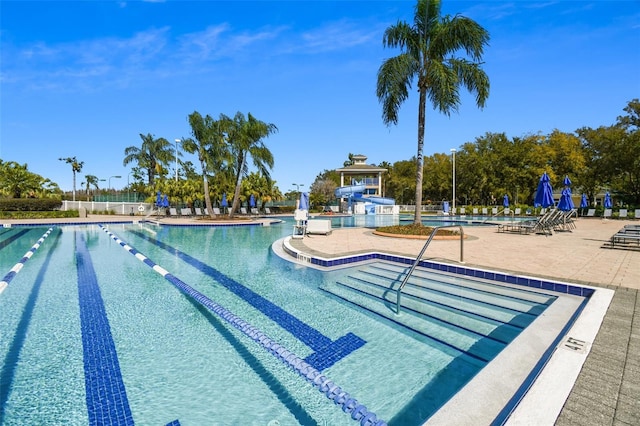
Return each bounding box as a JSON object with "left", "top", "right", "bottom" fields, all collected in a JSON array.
[
  {"left": 199, "top": 158, "right": 214, "bottom": 219},
  {"left": 229, "top": 153, "right": 246, "bottom": 218},
  {"left": 414, "top": 86, "right": 427, "bottom": 224}
]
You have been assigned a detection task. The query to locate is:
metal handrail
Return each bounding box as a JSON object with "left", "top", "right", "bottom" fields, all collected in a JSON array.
[{"left": 395, "top": 225, "right": 464, "bottom": 315}]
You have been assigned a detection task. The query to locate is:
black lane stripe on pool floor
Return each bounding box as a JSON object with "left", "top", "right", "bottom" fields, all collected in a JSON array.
[{"left": 76, "top": 231, "right": 134, "bottom": 426}]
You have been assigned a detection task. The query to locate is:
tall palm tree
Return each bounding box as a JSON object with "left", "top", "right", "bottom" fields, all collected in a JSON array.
[
  {"left": 224, "top": 112, "right": 277, "bottom": 217},
  {"left": 58, "top": 156, "right": 84, "bottom": 201},
  {"left": 184, "top": 111, "right": 231, "bottom": 218},
  {"left": 123, "top": 133, "right": 173, "bottom": 187},
  {"left": 377, "top": 0, "right": 490, "bottom": 223},
  {"left": 82, "top": 174, "right": 100, "bottom": 201}
]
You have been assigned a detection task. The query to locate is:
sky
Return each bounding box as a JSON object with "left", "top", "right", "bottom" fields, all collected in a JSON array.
[{"left": 1, "top": 0, "right": 639, "bottom": 195}]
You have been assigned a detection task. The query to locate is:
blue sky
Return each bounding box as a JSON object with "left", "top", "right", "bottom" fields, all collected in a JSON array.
[{"left": 1, "top": 0, "right": 639, "bottom": 194}]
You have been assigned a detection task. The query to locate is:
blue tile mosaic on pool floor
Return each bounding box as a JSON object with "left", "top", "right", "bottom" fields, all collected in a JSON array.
[
  {"left": 76, "top": 232, "right": 134, "bottom": 426},
  {"left": 129, "top": 230, "right": 366, "bottom": 371}
]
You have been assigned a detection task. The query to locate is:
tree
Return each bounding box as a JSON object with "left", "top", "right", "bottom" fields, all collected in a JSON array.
[
  {"left": 377, "top": 0, "right": 490, "bottom": 223},
  {"left": 0, "top": 161, "right": 45, "bottom": 198},
  {"left": 123, "top": 133, "right": 174, "bottom": 187},
  {"left": 81, "top": 174, "right": 100, "bottom": 201},
  {"left": 58, "top": 156, "right": 84, "bottom": 201},
  {"left": 224, "top": 112, "right": 277, "bottom": 217},
  {"left": 184, "top": 112, "right": 230, "bottom": 218}
]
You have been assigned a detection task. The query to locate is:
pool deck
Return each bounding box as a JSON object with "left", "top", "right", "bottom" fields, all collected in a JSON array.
[{"left": 2, "top": 214, "right": 638, "bottom": 425}]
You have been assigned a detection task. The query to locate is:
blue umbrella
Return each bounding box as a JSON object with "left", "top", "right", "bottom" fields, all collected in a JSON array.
[
  {"left": 604, "top": 192, "right": 612, "bottom": 208},
  {"left": 580, "top": 193, "right": 588, "bottom": 208},
  {"left": 249, "top": 194, "right": 256, "bottom": 208},
  {"left": 534, "top": 172, "right": 555, "bottom": 208},
  {"left": 503, "top": 194, "right": 509, "bottom": 208},
  {"left": 558, "top": 188, "right": 575, "bottom": 211},
  {"left": 221, "top": 193, "right": 228, "bottom": 208},
  {"left": 563, "top": 175, "right": 572, "bottom": 187},
  {"left": 162, "top": 194, "right": 169, "bottom": 207},
  {"left": 156, "top": 191, "right": 162, "bottom": 207},
  {"left": 299, "top": 192, "right": 309, "bottom": 210}
]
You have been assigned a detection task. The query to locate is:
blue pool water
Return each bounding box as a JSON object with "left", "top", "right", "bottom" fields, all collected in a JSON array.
[{"left": 0, "top": 220, "right": 585, "bottom": 425}]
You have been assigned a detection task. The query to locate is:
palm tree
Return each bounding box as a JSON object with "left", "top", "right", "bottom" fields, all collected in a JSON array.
[
  {"left": 184, "top": 111, "right": 231, "bottom": 218},
  {"left": 58, "top": 156, "right": 84, "bottom": 201},
  {"left": 224, "top": 112, "right": 277, "bottom": 217},
  {"left": 81, "top": 174, "right": 100, "bottom": 201},
  {"left": 123, "top": 133, "right": 174, "bottom": 187},
  {"left": 376, "top": 0, "right": 490, "bottom": 223}
]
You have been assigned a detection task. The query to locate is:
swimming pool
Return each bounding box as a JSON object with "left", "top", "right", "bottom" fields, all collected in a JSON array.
[
  {"left": 310, "top": 214, "right": 532, "bottom": 229},
  {"left": 0, "top": 220, "right": 592, "bottom": 425}
]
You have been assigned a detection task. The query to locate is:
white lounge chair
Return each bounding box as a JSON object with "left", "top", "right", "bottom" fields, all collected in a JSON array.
[
  {"left": 194, "top": 208, "right": 203, "bottom": 216},
  {"left": 619, "top": 209, "right": 628, "bottom": 219},
  {"left": 634, "top": 209, "right": 640, "bottom": 220},
  {"left": 265, "top": 207, "right": 271, "bottom": 215},
  {"left": 181, "top": 208, "right": 193, "bottom": 216},
  {"left": 482, "top": 207, "right": 488, "bottom": 215},
  {"left": 472, "top": 208, "right": 478, "bottom": 215},
  {"left": 169, "top": 208, "right": 178, "bottom": 217},
  {"left": 212, "top": 207, "right": 221, "bottom": 215},
  {"left": 603, "top": 209, "right": 612, "bottom": 219},
  {"left": 251, "top": 208, "right": 259, "bottom": 215},
  {"left": 514, "top": 208, "right": 521, "bottom": 215},
  {"left": 586, "top": 208, "right": 596, "bottom": 217},
  {"left": 492, "top": 207, "right": 498, "bottom": 215},
  {"left": 240, "top": 207, "right": 248, "bottom": 215}
]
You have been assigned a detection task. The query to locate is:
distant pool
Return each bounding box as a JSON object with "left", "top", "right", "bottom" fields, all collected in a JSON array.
[{"left": 305, "top": 214, "right": 531, "bottom": 229}]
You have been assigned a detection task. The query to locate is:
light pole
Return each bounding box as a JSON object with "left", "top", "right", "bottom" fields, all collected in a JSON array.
[
  {"left": 109, "top": 175, "right": 121, "bottom": 195},
  {"left": 174, "top": 139, "right": 180, "bottom": 182},
  {"left": 127, "top": 171, "right": 134, "bottom": 202},
  {"left": 450, "top": 148, "right": 456, "bottom": 212}
]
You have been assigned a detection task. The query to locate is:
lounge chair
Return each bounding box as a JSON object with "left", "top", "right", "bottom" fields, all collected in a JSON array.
[
  {"left": 251, "top": 208, "right": 259, "bottom": 215},
  {"left": 514, "top": 208, "right": 521, "bottom": 215},
  {"left": 181, "top": 208, "right": 193, "bottom": 216},
  {"left": 460, "top": 207, "right": 466, "bottom": 215},
  {"left": 265, "top": 207, "right": 271, "bottom": 215},
  {"left": 503, "top": 207, "right": 511, "bottom": 215},
  {"left": 482, "top": 207, "right": 488, "bottom": 215},
  {"left": 635, "top": 209, "right": 640, "bottom": 220},
  {"left": 212, "top": 207, "right": 221, "bottom": 216},
  {"left": 492, "top": 207, "right": 498, "bottom": 215},
  {"left": 586, "top": 209, "right": 596, "bottom": 217},
  {"left": 169, "top": 207, "right": 178, "bottom": 217},
  {"left": 240, "top": 207, "right": 248, "bottom": 215},
  {"left": 603, "top": 209, "right": 612, "bottom": 219},
  {"left": 619, "top": 209, "right": 628, "bottom": 219},
  {"left": 472, "top": 208, "right": 478, "bottom": 215},
  {"left": 194, "top": 208, "right": 203, "bottom": 216}
]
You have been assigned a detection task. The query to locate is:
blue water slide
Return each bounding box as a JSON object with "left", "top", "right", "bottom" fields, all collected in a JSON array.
[{"left": 334, "top": 185, "right": 395, "bottom": 205}]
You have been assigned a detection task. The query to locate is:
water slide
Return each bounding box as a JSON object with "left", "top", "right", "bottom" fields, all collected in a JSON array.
[{"left": 334, "top": 184, "right": 395, "bottom": 205}]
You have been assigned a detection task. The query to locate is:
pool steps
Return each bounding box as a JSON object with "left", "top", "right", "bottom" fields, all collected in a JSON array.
[{"left": 321, "top": 261, "right": 556, "bottom": 364}]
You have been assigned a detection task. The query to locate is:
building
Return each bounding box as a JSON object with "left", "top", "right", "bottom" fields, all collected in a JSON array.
[{"left": 334, "top": 154, "right": 387, "bottom": 196}]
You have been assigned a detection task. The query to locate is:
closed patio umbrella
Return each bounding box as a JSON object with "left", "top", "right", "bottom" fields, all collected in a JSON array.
[
  {"left": 299, "top": 192, "right": 309, "bottom": 211},
  {"left": 604, "top": 192, "right": 612, "bottom": 209},
  {"left": 534, "top": 172, "right": 555, "bottom": 208},
  {"left": 558, "top": 188, "right": 575, "bottom": 211},
  {"left": 503, "top": 194, "right": 509, "bottom": 208},
  {"left": 156, "top": 191, "right": 162, "bottom": 207},
  {"left": 249, "top": 194, "right": 256, "bottom": 208},
  {"left": 221, "top": 193, "right": 228, "bottom": 208},
  {"left": 580, "top": 194, "right": 588, "bottom": 208}
]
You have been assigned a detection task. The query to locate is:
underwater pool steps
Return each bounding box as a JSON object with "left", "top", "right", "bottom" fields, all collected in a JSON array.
[
  {"left": 337, "top": 275, "right": 523, "bottom": 344},
  {"left": 321, "top": 262, "right": 555, "bottom": 363}
]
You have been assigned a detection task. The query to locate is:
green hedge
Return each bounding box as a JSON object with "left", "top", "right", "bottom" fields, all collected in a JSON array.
[
  {"left": 0, "top": 210, "right": 79, "bottom": 219},
  {"left": 0, "top": 198, "right": 62, "bottom": 212}
]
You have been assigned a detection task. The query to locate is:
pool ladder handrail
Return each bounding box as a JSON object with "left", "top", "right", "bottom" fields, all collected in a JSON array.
[{"left": 395, "top": 224, "right": 464, "bottom": 315}]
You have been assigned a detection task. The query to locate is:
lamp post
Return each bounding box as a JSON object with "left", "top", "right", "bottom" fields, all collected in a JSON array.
[
  {"left": 127, "top": 171, "right": 134, "bottom": 202},
  {"left": 450, "top": 148, "right": 456, "bottom": 211},
  {"left": 174, "top": 139, "right": 180, "bottom": 182},
  {"left": 109, "top": 176, "right": 121, "bottom": 196}
]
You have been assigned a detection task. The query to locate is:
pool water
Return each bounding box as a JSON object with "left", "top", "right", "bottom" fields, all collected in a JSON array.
[{"left": 0, "top": 221, "right": 578, "bottom": 425}]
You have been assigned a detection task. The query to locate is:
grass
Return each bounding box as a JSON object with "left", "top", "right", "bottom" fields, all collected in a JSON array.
[{"left": 376, "top": 223, "right": 460, "bottom": 236}]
